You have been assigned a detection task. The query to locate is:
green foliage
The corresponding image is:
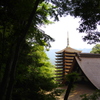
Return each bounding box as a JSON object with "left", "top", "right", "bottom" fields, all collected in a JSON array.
[
  {"left": 12, "top": 44, "right": 57, "bottom": 100},
  {"left": 65, "top": 72, "right": 80, "bottom": 82},
  {"left": 90, "top": 44, "right": 100, "bottom": 54},
  {"left": 80, "top": 90, "right": 100, "bottom": 100},
  {"left": 13, "top": 70, "right": 56, "bottom": 100},
  {"left": 65, "top": 0, "right": 100, "bottom": 44},
  {"left": 0, "top": 1, "right": 56, "bottom": 99},
  {"left": 68, "top": 0, "right": 100, "bottom": 32}
]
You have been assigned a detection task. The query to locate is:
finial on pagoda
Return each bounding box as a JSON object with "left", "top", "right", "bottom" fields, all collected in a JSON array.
[{"left": 67, "top": 32, "right": 69, "bottom": 47}]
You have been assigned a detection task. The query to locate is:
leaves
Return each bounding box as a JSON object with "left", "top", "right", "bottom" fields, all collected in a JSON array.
[
  {"left": 65, "top": 0, "right": 100, "bottom": 43},
  {"left": 65, "top": 72, "right": 80, "bottom": 82},
  {"left": 68, "top": 0, "right": 100, "bottom": 32},
  {"left": 80, "top": 90, "right": 100, "bottom": 100},
  {"left": 13, "top": 44, "right": 56, "bottom": 100},
  {"left": 90, "top": 44, "right": 100, "bottom": 54}
]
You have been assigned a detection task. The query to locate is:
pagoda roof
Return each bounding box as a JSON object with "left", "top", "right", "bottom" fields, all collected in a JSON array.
[{"left": 56, "top": 47, "right": 82, "bottom": 54}]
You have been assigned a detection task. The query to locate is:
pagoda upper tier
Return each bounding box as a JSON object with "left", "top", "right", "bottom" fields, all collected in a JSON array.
[{"left": 56, "top": 46, "right": 82, "bottom": 54}]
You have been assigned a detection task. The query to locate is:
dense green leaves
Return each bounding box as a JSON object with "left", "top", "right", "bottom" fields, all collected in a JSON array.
[
  {"left": 66, "top": 0, "right": 100, "bottom": 44},
  {"left": 0, "top": 1, "right": 58, "bottom": 100},
  {"left": 12, "top": 44, "right": 56, "bottom": 100},
  {"left": 90, "top": 44, "right": 100, "bottom": 54},
  {"left": 67, "top": 0, "right": 100, "bottom": 32}
]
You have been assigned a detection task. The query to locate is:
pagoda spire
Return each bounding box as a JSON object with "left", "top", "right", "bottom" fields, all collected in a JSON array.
[{"left": 67, "top": 32, "right": 69, "bottom": 47}]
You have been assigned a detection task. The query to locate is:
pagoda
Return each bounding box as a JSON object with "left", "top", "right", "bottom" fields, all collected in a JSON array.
[
  {"left": 55, "top": 33, "right": 81, "bottom": 83},
  {"left": 55, "top": 46, "right": 81, "bottom": 84},
  {"left": 55, "top": 34, "right": 100, "bottom": 89}
]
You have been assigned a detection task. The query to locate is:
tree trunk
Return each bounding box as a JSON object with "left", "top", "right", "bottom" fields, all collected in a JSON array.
[
  {"left": 64, "top": 79, "right": 74, "bottom": 100},
  {"left": 0, "top": 0, "right": 41, "bottom": 100},
  {"left": 5, "top": 43, "right": 21, "bottom": 100},
  {"left": 0, "top": 48, "right": 15, "bottom": 100}
]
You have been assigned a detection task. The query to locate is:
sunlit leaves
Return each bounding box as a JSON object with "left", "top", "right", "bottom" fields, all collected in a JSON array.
[{"left": 90, "top": 44, "right": 100, "bottom": 54}]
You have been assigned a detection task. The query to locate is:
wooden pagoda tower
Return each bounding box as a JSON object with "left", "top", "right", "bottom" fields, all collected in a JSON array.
[
  {"left": 55, "top": 33, "right": 81, "bottom": 83},
  {"left": 55, "top": 46, "right": 81, "bottom": 84}
]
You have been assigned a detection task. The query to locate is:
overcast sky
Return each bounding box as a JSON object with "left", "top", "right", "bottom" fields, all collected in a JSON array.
[{"left": 41, "top": 15, "right": 96, "bottom": 52}]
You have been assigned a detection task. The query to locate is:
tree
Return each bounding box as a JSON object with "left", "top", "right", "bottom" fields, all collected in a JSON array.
[
  {"left": 0, "top": 1, "right": 46, "bottom": 99},
  {"left": 65, "top": 0, "right": 100, "bottom": 44},
  {"left": 90, "top": 44, "right": 100, "bottom": 54},
  {"left": 0, "top": 1, "right": 50, "bottom": 100},
  {"left": 0, "top": 0, "right": 70, "bottom": 100},
  {"left": 12, "top": 44, "right": 56, "bottom": 100}
]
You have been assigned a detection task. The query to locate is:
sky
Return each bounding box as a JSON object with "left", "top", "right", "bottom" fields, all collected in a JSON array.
[{"left": 41, "top": 15, "right": 96, "bottom": 52}]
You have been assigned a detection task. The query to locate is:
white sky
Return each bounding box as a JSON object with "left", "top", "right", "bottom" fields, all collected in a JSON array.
[{"left": 41, "top": 16, "right": 96, "bottom": 51}]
